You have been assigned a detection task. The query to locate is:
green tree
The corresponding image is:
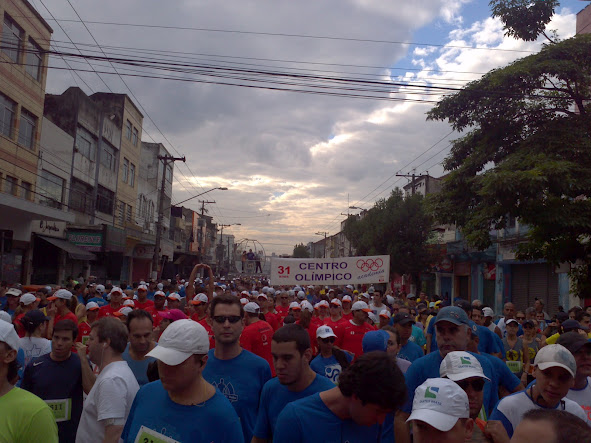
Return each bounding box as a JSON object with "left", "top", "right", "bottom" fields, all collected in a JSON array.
[
  {"left": 292, "top": 243, "right": 310, "bottom": 258},
  {"left": 343, "top": 189, "right": 435, "bottom": 278},
  {"left": 427, "top": 29, "right": 591, "bottom": 296}
]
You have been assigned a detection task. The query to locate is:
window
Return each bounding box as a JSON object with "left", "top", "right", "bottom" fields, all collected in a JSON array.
[
  {"left": 21, "top": 181, "right": 32, "bottom": 200},
  {"left": 132, "top": 127, "right": 138, "bottom": 146},
  {"left": 127, "top": 204, "right": 132, "bottom": 222},
  {"left": 38, "top": 170, "right": 64, "bottom": 209},
  {"left": 0, "top": 93, "right": 15, "bottom": 138},
  {"left": 76, "top": 127, "right": 96, "bottom": 160},
  {"left": 96, "top": 185, "right": 114, "bottom": 215},
  {"left": 126, "top": 120, "right": 132, "bottom": 140},
  {"left": 100, "top": 142, "right": 116, "bottom": 171},
  {"left": 4, "top": 176, "right": 17, "bottom": 196},
  {"left": 17, "top": 108, "right": 36, "bottom": 149},
  {"left": 165, "top": 165, "right": 172, "bottom": 183},
  {"left": 69, "top": 179, "right": 92, "bottom": 214},
  {"left": 129, "top": 163, "right": 135, "bottom": 187},
  {"left": 25, "top": 38, "right": 42, "bottom": 81},
  {"left": 122, "top": 158, "right": 129, "bottom": 183},
  {"left": 2, "top": 15, "right": 23, "bottom": 63},
  {"left": 118, "top": 200, "right": 125, "bottom": 225}
]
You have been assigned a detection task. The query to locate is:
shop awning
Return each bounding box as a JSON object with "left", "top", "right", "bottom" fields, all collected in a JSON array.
[{"left": 38, "top": 235, "right": 97, "bottom": 261}]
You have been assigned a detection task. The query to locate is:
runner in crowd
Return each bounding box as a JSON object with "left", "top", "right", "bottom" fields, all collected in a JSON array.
[
  {"left": 490, "top": 344, "right": 587, "bottom": 437},
  {"left": 13, "top": 292, "right": 40, "bottom": 337},
  {"left": 76, "top": 317, "right": 139, "bottom": 443},
  {"left": 121, "top": 319, "right": 243, "bottom": 442},
  {"left": 252, "top": 324, "right": 334, "bottom": 442},
  {"left": 0, "top": 320, "right": 58, "bottom": 442},
  {"left": 381, "top": 325, "right": 412, "bottom": 374},
  {"left": 511, "top": 409, "right": 591, "bottom": 442},
  {"left": 274, "top": 351, "right": 406, "bottom": 442},
  {"left": 334, "top": 301, "right": 376, "bottom": 359},
  {"left": 98, "top": 287, "right": 124, "bottom": 318},
  {"left": 47, "top": 289, "right": 78, "bottom": 338},
  {"left": 240, "top": 302, "right": 275, "bottom": 375},
  {"left": 3, "top": 288, "right": 22, "bottom": 317},
  {"left": 133, "top": 285, "right": 154, "bottom": 310},
  {"left": 310, "top": 325, "right": 352, "bottom": 384},
  {"left": 341, "top": 295, "right": 353, "bottom": 320},
  {"left": 121, "top": 310, "right": 157, "bottom": 386},
  {"left": 502, "top": 318, "right": 529, "bottom": 384},
  {"left": 392, "top": 312, "right": 424, "bottom": 363},
  {"left": 21, "top": 320, "right": 86, "bottom": 442},
  {"left": 77, "top": 301, "right": 99, "bottom": 345},
  {"left": 18, "top": 309, "right": 52, "bottom": 369},
  {"left": 148, "top": 291, "right": 167, "bottom": 329},
  {"left": 202, "top": 294, "right": 272, "bottom": 442}
]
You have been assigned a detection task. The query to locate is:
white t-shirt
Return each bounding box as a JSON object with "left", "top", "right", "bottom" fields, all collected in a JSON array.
[
  {"left": 18, "top": 336, "right": 52, "bottom": 368},
  {"left": 75, "top": 360, "right": 139, "bottom": 443},
  {"left": 492, "top": 389, "right": 588, "bottom": 436},
  {"left": 566, "top": 377, "right": 591, "bottom": 424},
  {"left": 369, "top": 303, "right": 389, "bottom": 317}
]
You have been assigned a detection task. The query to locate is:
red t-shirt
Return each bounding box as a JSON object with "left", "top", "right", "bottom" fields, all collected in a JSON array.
[
  {"left": 77, "top": 321, "right": 91, "bottom": 344},
  {"left": 240, "top": 320, "right": 275, "bottom": 376},
  {"left": 149, "top": 307, "right": 167, "bottom": 328},
  {"left": 55, "top": 311, "right": 79, "bottom": 325},
  {"left": 323, "top": 317, "right": 345, "bottom": 329},
  {"left": 196, "top": 317, "right": 215, "bottom": 350},
  {"left": 334, "top": 320, "right": 376, "bottom": 358},
  {"left": 275, "top": 305, "right": 290, "bottom": 324},
  {"left": 341, "top": 311, "right": 353, "bottom": 321},
  {"left": 264, "top": 312, "right": 280, "bottom": 331},
  {"left": 13, "top": 313, "right": 25, "bottom": 337},
  {"left": 98, "top": 304, "right": 122, "bottom": 318},
  {"left": 134, "top": 299, "right": 155, "bottom": 310}
]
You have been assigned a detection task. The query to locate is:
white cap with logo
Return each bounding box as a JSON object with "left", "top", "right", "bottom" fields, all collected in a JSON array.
[
  {"left": 534, "top": 344, "right": 577, "bottom": 378},
  {"left": 146, "top": 319, "right": 209, "bottom": 366},
  {"left": 316, "top": 325, "right": 337, "bottom": 339},
  {"left": 407, "top": 378, "right": 470, "bottom": 431},
  {"left": 440, "top": 351, "right": 491, "bottom": 381}
]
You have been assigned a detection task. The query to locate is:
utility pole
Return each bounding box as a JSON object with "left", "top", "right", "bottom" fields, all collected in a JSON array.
[
  {"left": 152, "top": 154, "right": 185, "bottom": 280},
  {"left": 396, "top": 170, "right": 428, "bottom": 196},
  {"left": 198, "top": 200, "right": 215, "bottom": 264},
  {"left": 315, "top": 231, "right": 329, "bottom": 258}
]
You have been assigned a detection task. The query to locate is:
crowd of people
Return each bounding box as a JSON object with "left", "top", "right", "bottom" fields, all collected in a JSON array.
[{"left": 1, "top": 264, "right": 591, "bottom": 442}]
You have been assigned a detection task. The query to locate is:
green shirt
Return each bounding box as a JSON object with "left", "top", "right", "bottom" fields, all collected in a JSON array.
[{"left": 0, "top": 386, "right": 58, "bottom": 443}]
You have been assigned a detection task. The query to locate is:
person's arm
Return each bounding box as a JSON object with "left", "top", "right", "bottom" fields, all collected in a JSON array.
[
  {"left": 102, "top": 424, "right": 124, "bottom": 443},
  {"left": 186, "top": 264, "right": 205, "bottom": 300},
  {"left": 205, "top": 265, "right": 214, "bottom": 300},
  {"left": 75, "top": 342, "right": 96, "bottom": 394},
  {"left": 426, "top": 333, "right": 432, "bottom": 354},
  {"left": 394, "top": 411, "right": 411, "bottom": 443}
]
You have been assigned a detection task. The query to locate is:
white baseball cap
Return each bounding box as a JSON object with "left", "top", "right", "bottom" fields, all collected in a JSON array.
[
  {"left": 257, "top": 293, "right": 268, "bottom": 300},
  {"left": 167, "top": 293, "right": 182, "bottom": 301},
  {"left": 6, "top": 288, "right": 22, "bottom": 297},
  {"left": 368, "top": 286, "right": 375, "bottom": 294},
  {"left": 407, "top": 378, "right": 470, "bottom": 431},
  {"left": 342, "top": 295, "right": 352, "bottom": 303},
  {"left": 48, "top": 289, "right": 73, "bottom": 301},
  {"left": 146, "top": 319, "right": 210, "bottom": 365},
  {"left": 482, "top": 307, "right": 494, "bottom": 318},
  {"left": 109, "top": 287, "right": 123, "bottom": 295},
  {"left": 114, "top": 306, "right": 133, "bottom": 317},
  {"left": 300, "top": 301, "right": 314, "bottom": 312},
  {"left": 379, "top": 309, "right": 390, "bottom": 319},
  {"left": 95, "top": 284, "right": 105, "bottom": 293},
  {"left": 0, "top": 311, "right": 13, "bottom": 324},
  {"left": 244, "top": 302, "right": 260, "bottom": 314},
  {"left": 289, "top": 302, "right": 302, "bottom": 310},
  {"left": 386, "top": 295, "right": 395, "bottom": 305},
  {"left": 297, "top": 290, "right": 306, "bottom": 300},
  {"left": 239, "top": 298, "right": 249, "bottom": 306},
  {"left": 440, "top": 351, "right": 491, "bottom": 381},
  {"left": 351, "top": 301, "right": 372, "bottom": 313},
  {"left": 191, "top": 293, "right": 209, "bottom": 305},
  {"left": 316, "top": 325, "right": 337, "bottom": 339},
  {"left": 317, "top": 300, "right": 329, "bottom": 308},
  {"left": 0, "top": 320, "right": 19, "bottom": 350},
  {"left": 137, "top": 284, "right": 148, "bottom": 291},
  {"left": 20, "top": 293, "right": 39, "bottom": 306},
  {"left": 123, "top": 299, "right": 136, "bottom": 307},
  {"left": 534, "top": 344, "right": 577, "bottom": 378},
  {"left": 330, "top": 298, "right": 342, "bottom": 307},
  {"left": 154, "top": 291, "right": 166, "bottom": 298},
  {"left": 157, "top": 283, "right": 164, "bottom": 290},
  {"left": 359, "top": 292, "right": 370, "bottom": 300},
  {"left": 86, "top": 301, "right": 100, "bottom": 311}
]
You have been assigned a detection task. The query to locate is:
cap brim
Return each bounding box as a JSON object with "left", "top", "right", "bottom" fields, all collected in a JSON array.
[
  {"left": 87, "top": 308, "right": 99, "bottom": 311},
  {"left": 317, "top": 333, "right": 337, "bottom": 339},
  {"left": 407, "top": 409, "right": 461, "bottom": 432},
  {"left": 47, "top": 296, "right": 58, "bottom": 301},
  {"left": 536, "top": 362, "right": 575, "bottom": 378},
  {"left": 446, "top": 372, "right": 491, "bottom": 382},
  {"left": 435, "top": 318, "right": 463, "bottom": 326},
  {"left": 146, "top": 346, "right": 192, "bottom": 366},
  {"left": 354, "top": 308, "right": 372, "bottom": 313}
]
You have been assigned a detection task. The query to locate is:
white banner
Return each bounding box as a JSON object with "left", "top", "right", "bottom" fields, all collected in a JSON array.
[{"left": 270, "top": 255, "right": 390, "bottom": 286}]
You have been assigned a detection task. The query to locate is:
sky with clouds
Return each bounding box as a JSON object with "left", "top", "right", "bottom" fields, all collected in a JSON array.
[{"left": 35, "top": 0, "right": 586, "bottom": 255}]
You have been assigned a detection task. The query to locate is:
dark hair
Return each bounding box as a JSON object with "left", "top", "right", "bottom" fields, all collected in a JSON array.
[
  {"left": 92, "top": 317, "right": 128, "bottom": 354},
  {"left": 22, "top": 311, "right": 48, "bottom": 335},
  {"left": 381, "top": 325, "right": 401, "bottom": 345},
  {"left": 126, "top": 309, "right": 153, "bottom": 330},
  {"left": 575, "top": 310, "right": 590, "bottom": 322},
  {"left": 332, "top": 348, "right": 351, "bottom": 371},
  {"left": 53, "top": 319, "right": 78, "bottom": 340},
  {"left": 521, "top": 409, "right": 591, "bottom": 443},
  {"left": 74, "top": 284, "right": 82, "bottom": 291},
  {"left": 472, "top": 306, "right": 484, "bottom": 315},
  {"left": 1, "top": 342, "right": 19, "bottom": 382},
  {"left": 283, "top": 314, "right": 296, "bottom": 325},
  {"left": 339, "top": 351, "right": 407, "bottom": 410},
  {"left": 272, "top": 324, "right": 310, "bottom": 355},
  {"left": 298, "top": 309, "right": 312, "bottom": 329},
  {"left": 210, "top": 294, "right": 244, "bottom": 318},
  {"left": 147, "top": 360, "right": 160, "bottom": 382}
]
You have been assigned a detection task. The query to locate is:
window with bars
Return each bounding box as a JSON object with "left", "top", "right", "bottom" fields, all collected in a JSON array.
[
  {"left": 122, "top": 158, "right": 129, "bottom": 183},
  {"left": 127, "top": 204, "right": 132, "bottom": 222},
  {"left": 126, "top": 120, "right": 132, "bottom": 140},
  {"left": 0, "top": 93, "right": 15, "bottom": 138},
  {"left": 17, "top": 108, "right": 36, "bottom": 149},
  {"left": 100, "top": 142, "right": 116, "bottom": 171},
  {"left": 2, "top": 14, "right": 23, "bottom": 63},
  {"left": 69, "top": 179, "right": 93, "bottom": 214},
  {"left": 132, "top": 127, "right": 138, "bottom": 146},
  {"left": 4, "top": 176, "right": 17, "bottom": 196},
  {"left": 129, "top": 163, "right": 135, "bottom": 187},
  {"left": 118, "top": 200, "right": 125, "bottom": 225},
  {"left": 76, "top": 127, "right": 96, "bottom": 160},
  {"left": 38, "top": 170, "right": 64, "bottom": 209},
  {"left": 96, "top": 185, "right": 114, "bottom": 215},
  {"left": 21, "top": 181, "right": 32, "bottom": 200},
  {"left": 25, "top": 37, "right": 42, "bottom": 81}
]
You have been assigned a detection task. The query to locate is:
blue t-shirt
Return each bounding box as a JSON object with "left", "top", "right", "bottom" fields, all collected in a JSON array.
[
  {"left": 476, "top": 324, "right": 503, "bottom": 354},
  {"left": 146, "top": 291, "right": 155, "bottom": 301},
  {"left": 398, "top": 341, "right": 424, "bottom": 363},
  {"left": 310, "top": 354, "right": 353, "bottom": 385},
  {"left": 410, "top": 325, "right": 426, "bottom": 347},
  {"left": 121, "top": 344, "right": 156, "bottom": 387},
  {"left": 402, "top": 351, "right": 500, "bottom": 416},
  {"left": 20, "top": 352, "right": 83, "bottom": 443},
  {"left": 253, "top": 374, "right": 334, "bottom": 440},
  {"left": 86, "top": 296, "right": 108, "bottom": 307},
  {"left": 121, "top": 380, "right": 243, "bottom": 443},
  {"left": 274, "top": 393, "right": 390, "bottom": 443},
  {"left": 427, "top": 319, "right": 438, "bottom": 353},
  {"left": 202, "top": 349, "right": 271, "bottom": 443}
]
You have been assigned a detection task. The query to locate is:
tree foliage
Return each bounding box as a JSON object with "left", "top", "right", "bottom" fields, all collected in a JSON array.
[
  {"left": 427, "top": 33, "right": 591, "bottom": 296},
  {"left": 343, "top": 189, "right": 435, "bottom": 276},
  {"left": 292, "top": 243, "right": 310, "bottom": 258},
  {"left": 490, "top": 0, "right": 559, "bottom": 42}
]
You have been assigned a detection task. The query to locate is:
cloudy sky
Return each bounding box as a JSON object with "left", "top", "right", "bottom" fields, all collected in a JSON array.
[{"left": 37, "top": 0, "right": 585, "bottom": 255}]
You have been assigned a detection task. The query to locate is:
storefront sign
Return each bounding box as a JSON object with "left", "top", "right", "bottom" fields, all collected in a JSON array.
[
  {"left": 32, "top": 220, "right": 67, "bottom": 238},
  {"left": 270, "top": 255, "right": 390, "bottom": 285},
  {"left": 67, "top": 231, "right": 103, "bottom": 251}
]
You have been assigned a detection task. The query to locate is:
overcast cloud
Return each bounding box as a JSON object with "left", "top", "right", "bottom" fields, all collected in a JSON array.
[{"left": 38, "top": 0, "right": 580, "bottom": 255}]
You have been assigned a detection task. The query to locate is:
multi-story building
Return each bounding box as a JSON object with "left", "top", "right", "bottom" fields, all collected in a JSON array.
[
  {"left": 577, "top": 3, "right": 591, "bottom": 35},
  {"left": 0, "top": 0, "right": 82, "bottom": 283}
]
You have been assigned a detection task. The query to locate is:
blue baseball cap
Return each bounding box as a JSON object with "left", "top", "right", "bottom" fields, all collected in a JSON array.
[
  {"left": 362, "top": 330, "right": 389, "bottom": 353},
  {"left": 435, "top": 307, "right": 470, "bottom": 326}
]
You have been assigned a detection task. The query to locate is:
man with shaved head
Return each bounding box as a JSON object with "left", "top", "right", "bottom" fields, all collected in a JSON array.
[{"left": 496, "top": 303, "right": 521, "bottom": 338}]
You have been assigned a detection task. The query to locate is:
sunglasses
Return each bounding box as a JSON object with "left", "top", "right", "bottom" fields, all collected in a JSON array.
[
  {"left": 516, "top": 317, "right": 526, "bottom": 320},
  {"left": 212, "top": 315, "right": 242, "bottom": 324},
  {"left": 319, "top": 337, "right": 335, "bottom": 343},
  {"left": 456, "top": 378, "right": 485, "bottom": 392}
]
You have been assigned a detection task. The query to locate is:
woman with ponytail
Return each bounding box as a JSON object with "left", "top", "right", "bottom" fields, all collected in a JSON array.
[{"left": 17, "top": 309, "right": 52, "bottom": 368}]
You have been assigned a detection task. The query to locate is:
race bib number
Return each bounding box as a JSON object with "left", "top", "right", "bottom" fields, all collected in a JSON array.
[
  {"left": 134, "top": 425, "right": 179, "bottom": 443},
  {"left": 81, "top": 335, "right": 90, "bottom": 346},
  {"left": 45, "top": 398, "right": 71, "bottom": 422},
  {"left": 506, "top": 360, "right": 523, "bottom": 374}
]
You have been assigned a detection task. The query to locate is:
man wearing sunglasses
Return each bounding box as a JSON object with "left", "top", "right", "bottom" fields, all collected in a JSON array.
[{"left": 557, "top": 331, "right": 591, "bottom": 423}]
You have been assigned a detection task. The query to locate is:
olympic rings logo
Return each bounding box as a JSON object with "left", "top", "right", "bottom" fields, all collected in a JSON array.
[{"left": 356, "top": 258, "right": 383, "bottom": 272}]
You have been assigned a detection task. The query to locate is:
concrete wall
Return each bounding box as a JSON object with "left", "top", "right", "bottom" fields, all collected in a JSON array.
[
  {"left": 576, "top": 4, "right": 591, "bottom": 35},
  {"left": 38, "top": 117, "right": 72, "bottom": 207}
]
